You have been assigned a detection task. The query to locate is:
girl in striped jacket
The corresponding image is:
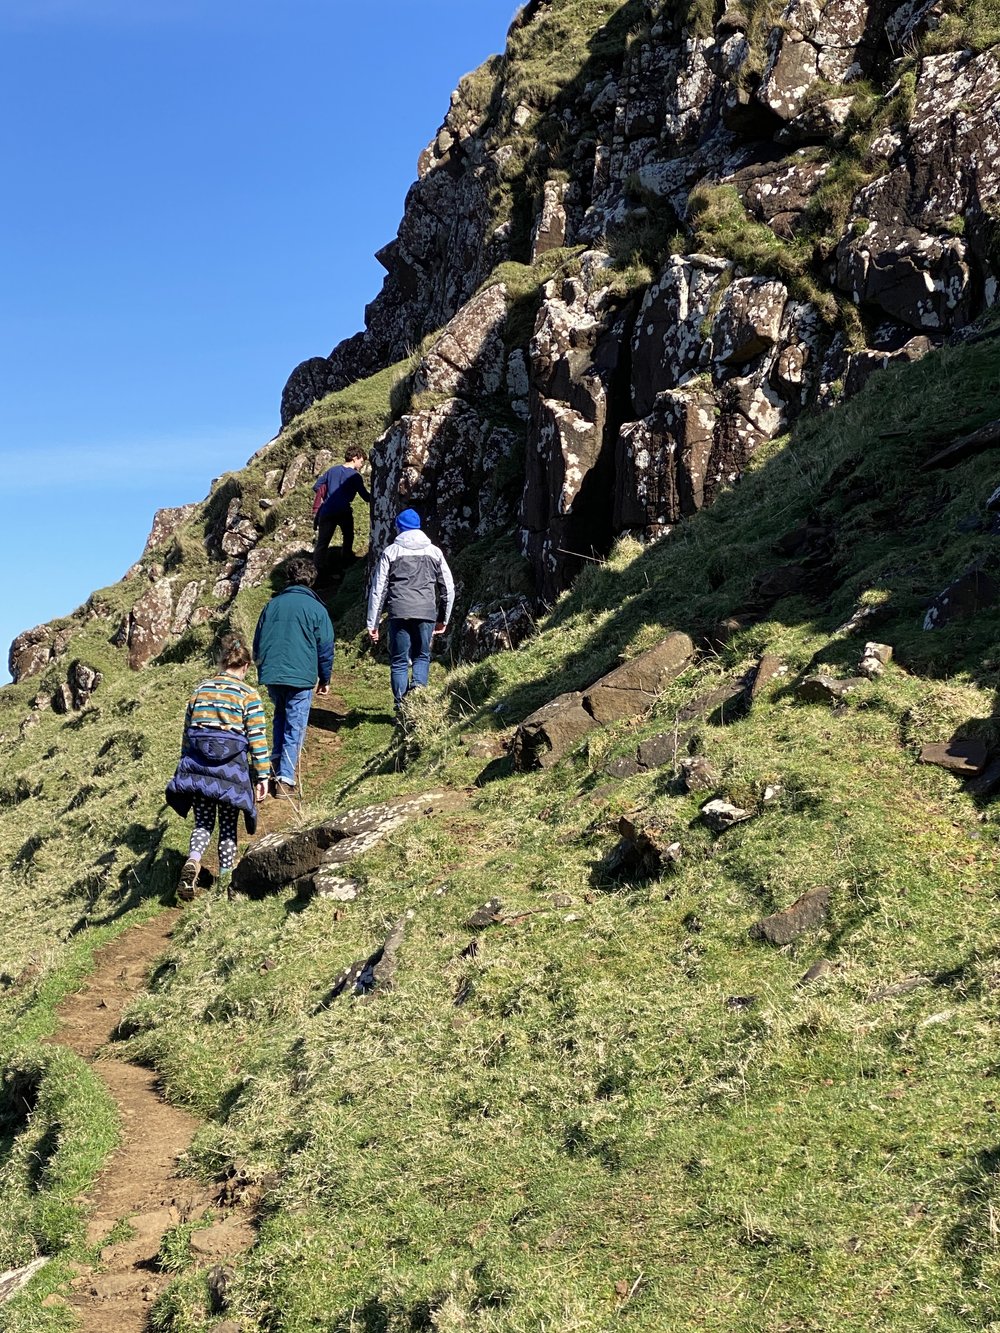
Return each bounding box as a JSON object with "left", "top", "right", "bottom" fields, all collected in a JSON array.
[{"left": 165, "top": 634, "right": 269, "bottom": 900}]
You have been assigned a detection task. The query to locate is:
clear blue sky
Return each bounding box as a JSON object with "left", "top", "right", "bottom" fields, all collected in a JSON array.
[{"left": 0, "top": 0, "right": 518, "bottom": 680}]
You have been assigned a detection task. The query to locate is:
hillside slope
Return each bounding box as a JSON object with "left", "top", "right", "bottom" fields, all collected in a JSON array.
[{"left": 2, "top": 0, "right": 1000, "bottom": 1329}]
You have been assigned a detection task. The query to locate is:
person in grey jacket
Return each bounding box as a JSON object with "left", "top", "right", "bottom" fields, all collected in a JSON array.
[{"left": 366, "top": 509, "right": 455, "bottom": 707}]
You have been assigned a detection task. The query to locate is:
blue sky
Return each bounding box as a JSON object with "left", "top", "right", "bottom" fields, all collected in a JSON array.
[{"left": 0, "top": 0, "right": 518, "bottom": 680}]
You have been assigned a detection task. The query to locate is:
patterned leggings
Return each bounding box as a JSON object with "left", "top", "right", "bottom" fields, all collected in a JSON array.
[{"left": 188, "top": 798, "right": 239, "bottom": 872}]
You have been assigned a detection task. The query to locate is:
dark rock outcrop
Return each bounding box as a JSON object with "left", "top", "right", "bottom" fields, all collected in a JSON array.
[{"left": 750, "top": 887, "right": 832, "bottom": 944}]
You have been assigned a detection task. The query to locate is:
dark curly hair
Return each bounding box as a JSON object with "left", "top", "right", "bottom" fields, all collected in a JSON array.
[{"left": 283, "top": 556, "right": 317, "bottom": 588}]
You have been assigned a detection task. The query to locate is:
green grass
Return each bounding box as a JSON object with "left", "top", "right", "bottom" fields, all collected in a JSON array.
[{"left": 1, "top": 324, "right": 991, "bottom": 1329}]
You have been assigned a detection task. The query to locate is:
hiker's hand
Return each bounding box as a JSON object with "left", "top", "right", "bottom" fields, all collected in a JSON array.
[
  {"left": 255, "top": 781, "right": 268, "bottom": 801},
  {"left": 317, "top": 683, "right": 330, "bottom": 696},
  {"left": 368, "top": 628, "right": 379, "bottom": 644},
  {"left": 433, "top": 622, "right": 446, "bottom": 636}
]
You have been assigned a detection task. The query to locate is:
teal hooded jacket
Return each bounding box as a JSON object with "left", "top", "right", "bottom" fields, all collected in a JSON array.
[{"left": 252, "top": 586, "right": 334, "bottom": 689}]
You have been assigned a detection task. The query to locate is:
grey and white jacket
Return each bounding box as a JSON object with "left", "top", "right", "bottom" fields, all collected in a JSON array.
[{"left": 366, "top": 529, "right": 456, "bottom": 629}]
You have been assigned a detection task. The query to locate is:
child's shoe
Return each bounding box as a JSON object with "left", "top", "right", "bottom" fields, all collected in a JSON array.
[
  {"left": 217, "top": 868, "right": 236, "bottom": 901},
  {"left": 176, "top": 859, "right": 199, "bottom": 903}
]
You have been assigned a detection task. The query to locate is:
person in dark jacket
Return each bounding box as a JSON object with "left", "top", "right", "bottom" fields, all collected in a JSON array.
[
  {"left": 366, "top": 509, "right": 455, "bottom": 707},
  {"left": 253, "top": 556, "right": 335, "bottom": 796},
  {"left": 166, "top": 633, "right": 269, "bottom": 900},
  {"left": 312, "top": 447, "right": 371, "bottom": 574}
]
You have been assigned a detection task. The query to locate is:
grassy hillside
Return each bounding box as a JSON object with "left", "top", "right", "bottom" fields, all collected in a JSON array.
[{"left": 2, "top": 310, "right": 999, "bottom": 1329}]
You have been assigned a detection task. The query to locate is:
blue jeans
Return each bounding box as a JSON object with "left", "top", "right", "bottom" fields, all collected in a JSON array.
[
  {"left": 388, "top": 618, "right": 434, "bottom": 707},
  {"left": 267, "top": 685, "right": 313, "bottom": 784}
]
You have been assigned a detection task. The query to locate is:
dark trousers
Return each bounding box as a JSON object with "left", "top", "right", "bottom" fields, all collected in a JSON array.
[{"left": 313, "top": 508, "right": 355, "bottom": 569}]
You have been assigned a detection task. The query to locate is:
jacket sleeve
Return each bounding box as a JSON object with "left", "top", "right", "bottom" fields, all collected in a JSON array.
[
  {"left": 358, "top": 477, "right": 372, "bottom": 504},
  {"left": 312, "top": 482, "right": 327, "bottom": 515},
  {"left": 315, "top": 609, "right": 335, "bottom": 685},
  {"left": 252, "top": 607, "right": 265, "bottom": 664},
  {"left": 243, "top": 690, "right": 270, "bottom": 783},
  {"left": 366, "top": 549, "right": 391, "bottom": 630},
  {"left": 434, "top": 550, "right": 456, "bottom": 626}
]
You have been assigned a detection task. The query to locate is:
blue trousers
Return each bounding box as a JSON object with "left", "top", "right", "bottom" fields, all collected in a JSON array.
[
  {"left": 267, "top": 685, "right": 313, "bottom": 784},
  {"left": 388, "top": 618, "right": 434, "bottom": 707}
]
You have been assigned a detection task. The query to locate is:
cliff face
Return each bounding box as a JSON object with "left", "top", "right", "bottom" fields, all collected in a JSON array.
[
  {"left": 7, "top": 0, "right": 999, "bottom": 686},
  {"left": 284, "top": 0, "right": 999, "bottom": 598}
]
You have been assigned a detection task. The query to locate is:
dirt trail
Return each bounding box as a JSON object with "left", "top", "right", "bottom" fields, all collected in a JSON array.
[
  {"left": 53, "top": 914, "right": 254, "bottom": 1330},
  {"left": 47, "top": 691, "right": 350, "bottom": 1328}
]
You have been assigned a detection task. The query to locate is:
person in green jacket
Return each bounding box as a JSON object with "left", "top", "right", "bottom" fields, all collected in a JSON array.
[{"left": 252, "top": 556, "right": 334, "bottom": 797}]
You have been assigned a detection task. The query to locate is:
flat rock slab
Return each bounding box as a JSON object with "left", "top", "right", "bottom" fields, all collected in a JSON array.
[
  {"left": 680, "top": 756, "right": 719, "bottom": 792},
  {"left": 512, "top": 692, "right": 599, "bottom": 770},
  {"left": 582, "top": 632, "right": 694, "bottom": 726},
  {"left": 750, "top": 887, "right": 831, "bottom": 945},
  {"left": 797, "top": 674, "right": 865, "bottom": 704},
  {"left": 798, "top": 958, "right": 834, "bottom": 986},
  {"left": 189, "top": 1217, "right": 256, "bottom": 1261},
  {"left": 751, "top": 653, "right": 785, "bottom": 702},
  {"left": 677, "top": 679, "right": 749, "bottom": 723},
  {"left": 701, "top": 798, "right": 754, "bottom": 832},
  {"left": 1, "top": 1258, "right": 48, "bottom": 1305},
  {"left": 637, "top": 732, "right": 689, "bottom": 769},
  {"left": 919, "top": 740, "right": 990, "bottom": 776},
  {"left": 234, "top": 790, "right": 468, "bottom": 892}
]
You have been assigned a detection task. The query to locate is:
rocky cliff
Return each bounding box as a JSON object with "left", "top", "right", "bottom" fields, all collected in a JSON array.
[
  {"left": 285, "top": 0, "right": 999, "bottom": 599},
  {"left": 7, "top": 0, "right": 999, "bottom": 683}
]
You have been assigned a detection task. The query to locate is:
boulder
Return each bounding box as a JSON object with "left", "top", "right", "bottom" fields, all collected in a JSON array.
[
  {"left": 512, "top": 692, "right": 599, "bottom": 771},
  {"left": 637, "top": 732, "right": 689, "bottom": 770},
  {"left": 605, "top": 754, "right": 643, "bottom": 779},
  {"left": 630, "top": 256, "right": 730, "bottom": 417},
  {"left": 701, "top": 798, "right": 754, "bottom": 832},
  {"left": 750, "top": 652, "right": 785, "bottom": 702},
  {"left": 171, "top": 581, "right": 202, "bottom": 634},
  {"left": 68, "top": 660, "right": 102, "bottom": 709},
  {"left": 750, "top": 887, "right": 832, "bottom": 945},
  {"left": 531, "top": 180, "right": 569, "bottom": 260},
  {"left": 924, "top": 560, "right": 1000, "bottom": 629},
  {"left": 127, "top": 579, "right": 174, "bottom": 670},
  {"left": 797, "top": 674, "right": 865, "bottom": 703},
  {"left": 582, "top": 632, "right": 694, "bottom": 725},
  {"left": 413, "top": 283, "right": 508, "bottom": 401},
  {"left": 138, "top": 503, "right": 197, "bottom": 559},
  {"left": 460, "top": 599, "right": 535, "bottom": 663},
  {"left": 614, "top": 388, "right": 716, "bottom": 536},
  {"left": 279, "top": 454, "right": 309, "bottom": 497},
  {"left": 858, "top": 641, "right": 892, "bottom": 678},
  {"left": 326, "top": 912, "right": 414, "bottom": 1002},
  {"left": 712, "top": 278, "right": 787, "bottom": 365},
  {"left": 679, "top": 755, "right": 720, "bottom": 792},
  {"left": 919, "top": 740, "right": 990, "bottom": 776},
  {"left": 9, "top": 624, "right": 72, "bottom": 684},
  {"left": 602, "top": 817, "right": 682, "bottom": 880},
  {"left": 233, "top": 791, "right": 467, "bottom": 893},
  {"left": 51, "top": 683, "right": 75, "bottom": 714}
]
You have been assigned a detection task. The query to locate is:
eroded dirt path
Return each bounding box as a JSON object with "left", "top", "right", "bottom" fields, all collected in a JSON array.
[
  {"left": 46, "top": 690, "right": 352, "bottom": 1328},
  {"left": 52, "top": 914, "right": 252, "bottom": 1330}
]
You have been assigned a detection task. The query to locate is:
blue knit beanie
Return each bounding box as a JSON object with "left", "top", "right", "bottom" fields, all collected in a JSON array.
[{"left": 396, "top": 508, "right": 421, "bottom": 531}]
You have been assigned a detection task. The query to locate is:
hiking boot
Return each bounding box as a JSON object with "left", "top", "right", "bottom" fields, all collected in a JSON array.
[
  {"left": 217, "top": 869, "right": 234, "bottom": 900},
  {"left": 272, "top": 778, "right": 297, "bottom": 800},
  {"left": 176, "top": 859, "right": 199, "bottom": 903}
]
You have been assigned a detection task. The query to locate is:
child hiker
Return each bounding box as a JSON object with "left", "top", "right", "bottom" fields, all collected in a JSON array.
[{"left": 165, "top": 633, "right": 269, "bottom": 900}]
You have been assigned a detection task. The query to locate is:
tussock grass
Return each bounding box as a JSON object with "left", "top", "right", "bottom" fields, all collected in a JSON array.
[{"left": 0, "top": 327, "right": 987, "bottom": 1328}]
